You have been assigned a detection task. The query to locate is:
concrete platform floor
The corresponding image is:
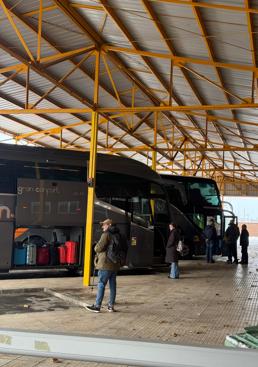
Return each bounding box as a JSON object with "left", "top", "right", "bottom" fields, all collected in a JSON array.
[{"left": 0, "top": 239, "right": 258, "bottom": 366}]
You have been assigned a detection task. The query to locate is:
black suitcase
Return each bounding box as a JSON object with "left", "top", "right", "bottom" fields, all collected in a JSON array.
[{"left": 49, "top": 244, "right": 59, "bottom": 266}]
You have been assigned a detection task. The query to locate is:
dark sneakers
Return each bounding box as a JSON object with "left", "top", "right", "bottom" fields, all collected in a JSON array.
[
  {"left": 86, "top": 304, "right": 117, "bottom": 313},
  {"left": 86, "top": 304, "right": 100, "bottom": 313},
  {"left": 107, "top": 305, "right": 116, "bottom": 312}
]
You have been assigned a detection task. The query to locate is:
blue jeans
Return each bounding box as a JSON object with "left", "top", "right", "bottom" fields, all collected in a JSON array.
[
  {"left": 95, "top": 270, "right": 117, "bottom": 307},
  {"left": 206, "top": 240, "right": 214, "bottom": 263},
  {"left": 170, "top": 262, "right": 179, "bottom": 278}
]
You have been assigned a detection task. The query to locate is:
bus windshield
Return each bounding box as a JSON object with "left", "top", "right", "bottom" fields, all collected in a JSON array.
[
  {"left": 165, "top": 178, "right": 220, "bottom": 210},
  {"left": 187, "top": 181, "right": 220, "bottom": 207},
  {"left": 162, "top": 175, "right": 222, "bottom": 236}
]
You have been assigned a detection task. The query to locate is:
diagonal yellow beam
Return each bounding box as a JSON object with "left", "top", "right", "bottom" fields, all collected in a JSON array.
[
  {"left": 16, "top": 0, "right": 169, "bottom": 165},
  {"left": 100, "top": 0, "right": 209, "bottom": 164},
  {"left": 0, "top": 0, "right": 34, "bottom": 62},
  {"left": 23, "top": 5, "right": 58, "bottom": 17},
  {"left": 0, "top": 64, "right": 26, "bottom": 74},
  {"left": 101, "top": 52, "right": 132, "bottom": 130},
  {"left": 40, "top": 46, "right": 96, "bottom": 64},
  {"left": 191, "top": 5, "right": 243, "bottom": 167},
  {"left": 15, "top": 113, "right": 123, "bottom": 141},
  {"left": 158, "top": 167, "right": 258, "bottom": 172},
  {"left": 15, "top": 121, "right": 90, "bottom": 141},
  {"left": 175, "top": 111, "right": 258, "bottom": 128},
  {"left": 100, "top": 0, "right": 186, "bottom": 146},
  {"left": 100, "top": 0, "right": 226, "bottom": 173},
  {"left": 8, "top": 7, "right": 143, "bottom": 158},
  {"left": 0, "top": 69, "right": 22, "bottom": 87},
  {"left": 63, "top": 128, "right": 92, "bottom": 149},
  {"left": 141, "top": 0, "right": 244, "bottom": 105},
  {"left": 31, "top": 50, "right": 95, "bottom": 108},
  {"left": 101, "top": 52, "right": 121, "bottom": 104},
  {"left": 22, "top": 3, "right": 104, "bottom": 17},
  {"left": 142, "top": 0, "right": 219, "bottom": 151},
  {"left": 71, "top": 3, "right": 103, "bottom": 11},
  {"left": 154, "top": 0, "right": 258, "bottom": 15},
  {"left": 179, "top": 63, "right": 246, "bottom": 103},
  {"left": 103, "top": 45, "right": 257, "bottom": 73},
  {"left": 141, "top": 0, "right": 238, "bottom": 171},
  {"left": 53, "top": 0, "right": 215, "bottom": 171}
]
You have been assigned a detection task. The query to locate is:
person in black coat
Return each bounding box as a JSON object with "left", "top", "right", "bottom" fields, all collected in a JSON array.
[
  {"left": 165, "top": 222, "right": 180, "bottom": 279},
  {"left": 225, "top": 220, "right": 240, "bottom": 264},
  {"left": 240, "top": 224, "right": 249, "bottom": 264}
]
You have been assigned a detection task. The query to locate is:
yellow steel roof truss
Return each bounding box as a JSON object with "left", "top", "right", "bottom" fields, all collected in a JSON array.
[{"left": 0, "top": 1, "right": 256, "bottom": 186}]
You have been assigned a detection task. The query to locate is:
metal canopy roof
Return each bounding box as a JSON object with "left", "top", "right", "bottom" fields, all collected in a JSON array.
[{"left": 0, "top": 0, "right": 258, "bottom": 190}]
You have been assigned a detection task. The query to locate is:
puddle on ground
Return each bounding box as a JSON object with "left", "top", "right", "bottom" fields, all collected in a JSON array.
[{"left": 0, "top": 292, "right": 72, "bottom": 314}]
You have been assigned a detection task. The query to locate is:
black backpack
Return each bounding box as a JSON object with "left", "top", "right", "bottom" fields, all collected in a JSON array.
[{"left": 107, "top": 232, "right": 128, "bottom": 265}]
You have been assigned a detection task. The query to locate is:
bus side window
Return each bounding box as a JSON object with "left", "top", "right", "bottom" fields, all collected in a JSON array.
[
  {"left": 31, "top": 201, "right": 51, "bottom": 215},
  {"left": 130, "top": 197, "right": 151, "bottom": 228}
]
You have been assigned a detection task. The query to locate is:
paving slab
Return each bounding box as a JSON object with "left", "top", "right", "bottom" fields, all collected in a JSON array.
[{"left": 0, "top": 240, "right": 257, "bottom": 366}]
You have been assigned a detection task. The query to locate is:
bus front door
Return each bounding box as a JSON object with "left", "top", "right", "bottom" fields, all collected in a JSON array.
[{"left": 127, "top": 222, "right": 154, "bottom": 268}]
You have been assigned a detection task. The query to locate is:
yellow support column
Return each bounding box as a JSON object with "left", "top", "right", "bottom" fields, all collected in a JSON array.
[
  {"left": 183, "top": 141, "right": 187, "bottom": 176},
  {"left": 59, "top": 129, "right": 63, "bottom": 149},
  {"left": 83, "top": 51, "right": 100, "bottom": 287},
  {"left": 152, "top": 112, "right": 158, "bottom": 171},
  {"left": 151, "top": 112, "right": 158, "bottom": 217},
  {"left": 152, "top": 150, "right": 157, "bottom": 171}
]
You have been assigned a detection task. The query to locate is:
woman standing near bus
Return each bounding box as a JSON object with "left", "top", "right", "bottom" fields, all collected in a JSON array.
[
  {"left": 165, "top": 223, "right": 180, "bottom": 279},
  {"left": 240, "top": 224, "right": 249, "bottom": 265}
]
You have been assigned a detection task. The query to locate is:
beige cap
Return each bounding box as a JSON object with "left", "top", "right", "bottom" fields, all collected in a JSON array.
[{"left": 100, "top": 218, "right": 112, "bottom": 226}]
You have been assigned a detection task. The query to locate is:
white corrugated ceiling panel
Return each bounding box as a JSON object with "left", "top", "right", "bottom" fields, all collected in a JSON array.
[{"left": 148, "top": 1, "right": 210, "bottom": 58}]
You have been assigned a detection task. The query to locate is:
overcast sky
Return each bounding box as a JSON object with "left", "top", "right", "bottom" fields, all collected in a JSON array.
[{"left": 224, "top": 196, "right": 258, "bottom": 222}]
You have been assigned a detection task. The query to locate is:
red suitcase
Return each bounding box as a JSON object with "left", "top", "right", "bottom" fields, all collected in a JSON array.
[
  {"left": 58, "top": 245, "right": 67, "bottom": 265},
  {"left": 37, "top": 246, "right": 50, "bottom": 266},
  {"left": 65, "top": 241, "right": 78, "bottom": 264}
]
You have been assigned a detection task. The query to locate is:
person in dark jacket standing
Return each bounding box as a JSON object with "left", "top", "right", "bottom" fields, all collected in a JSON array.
[
  {"left": 86, "top": 219, "right": 121, "bottom": 313},
  {"left": 165, "top": 223, "right": 180, "bottom": 279},
  {"left": 240, "top": 224, "right": 249, "bottom": 264},
  {"left": 225, "top": 220, "right": 240, "bottom": 264},
  {"left": 203, "top": 218, "right": 217, "bottom": 263}
]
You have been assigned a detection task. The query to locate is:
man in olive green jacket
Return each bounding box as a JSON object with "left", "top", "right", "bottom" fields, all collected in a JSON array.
[{"left": 86, "top": 218, "right": 120, "bottom": 313}]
